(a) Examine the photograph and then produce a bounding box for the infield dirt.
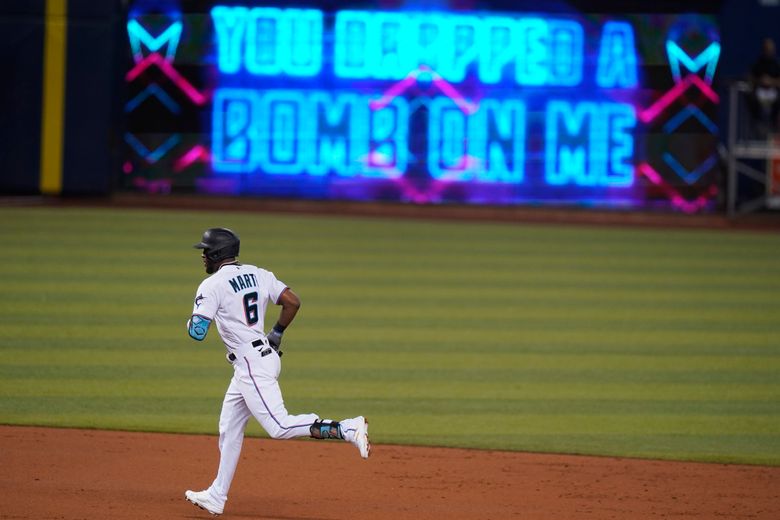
[1,425,778,519]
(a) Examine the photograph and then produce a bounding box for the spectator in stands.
[748,37,780,135]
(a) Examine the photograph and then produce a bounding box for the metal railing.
[727,81,780,216]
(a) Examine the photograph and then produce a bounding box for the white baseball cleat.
[350,416,371,459]
[185,489,224,516]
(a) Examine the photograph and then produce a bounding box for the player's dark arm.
[275,288,301,329]
[266,288,299,350]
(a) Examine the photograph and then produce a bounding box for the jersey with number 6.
[191,263,288,353]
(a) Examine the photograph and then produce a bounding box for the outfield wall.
[1,0,778,213]
[0,0,125,196]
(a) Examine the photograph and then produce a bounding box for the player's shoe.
[348,416,371,459]
[185,489,224,516]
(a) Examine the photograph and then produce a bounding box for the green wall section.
[1,207,779,465]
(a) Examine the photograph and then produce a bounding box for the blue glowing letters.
[545,101,635,186]
[128,19,182,62]
[596,22,638,88]
[212,6,322,76]
[428,99,526,182]
[212,90,408,178]
[334,11,587,86]
[666,40,720,84]
[209,6,643,189]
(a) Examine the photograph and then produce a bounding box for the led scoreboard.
[123,3,721,211]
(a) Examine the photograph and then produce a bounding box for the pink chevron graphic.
[126,53,207,106]
[369,74,419,111]
[370,66,479,115]
[637,162,717,213]
[356,149,484,203]
[429,72,480,115]
[173,144,210,172]
[638,74,719,124]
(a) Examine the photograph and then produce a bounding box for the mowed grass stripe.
[1,206,779,464]
[2,395,779,420]
[2,355,779,382]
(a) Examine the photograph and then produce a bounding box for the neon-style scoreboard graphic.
[123,3,721,211]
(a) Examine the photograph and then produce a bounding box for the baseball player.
[184,227,370,516]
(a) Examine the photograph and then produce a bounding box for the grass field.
[1,206,779,465]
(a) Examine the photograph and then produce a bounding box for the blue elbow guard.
[188,315,211,341]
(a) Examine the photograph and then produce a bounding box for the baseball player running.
[184,227,370,516]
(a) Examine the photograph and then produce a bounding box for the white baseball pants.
[208,341,319,504]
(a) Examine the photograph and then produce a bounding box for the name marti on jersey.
[228,273,258,293]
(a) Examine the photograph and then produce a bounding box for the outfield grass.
[1,206,779,464]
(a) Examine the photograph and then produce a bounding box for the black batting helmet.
[193,227,240,262]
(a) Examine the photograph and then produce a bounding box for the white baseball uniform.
[188,261,366,509]
[186,261,370,514]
